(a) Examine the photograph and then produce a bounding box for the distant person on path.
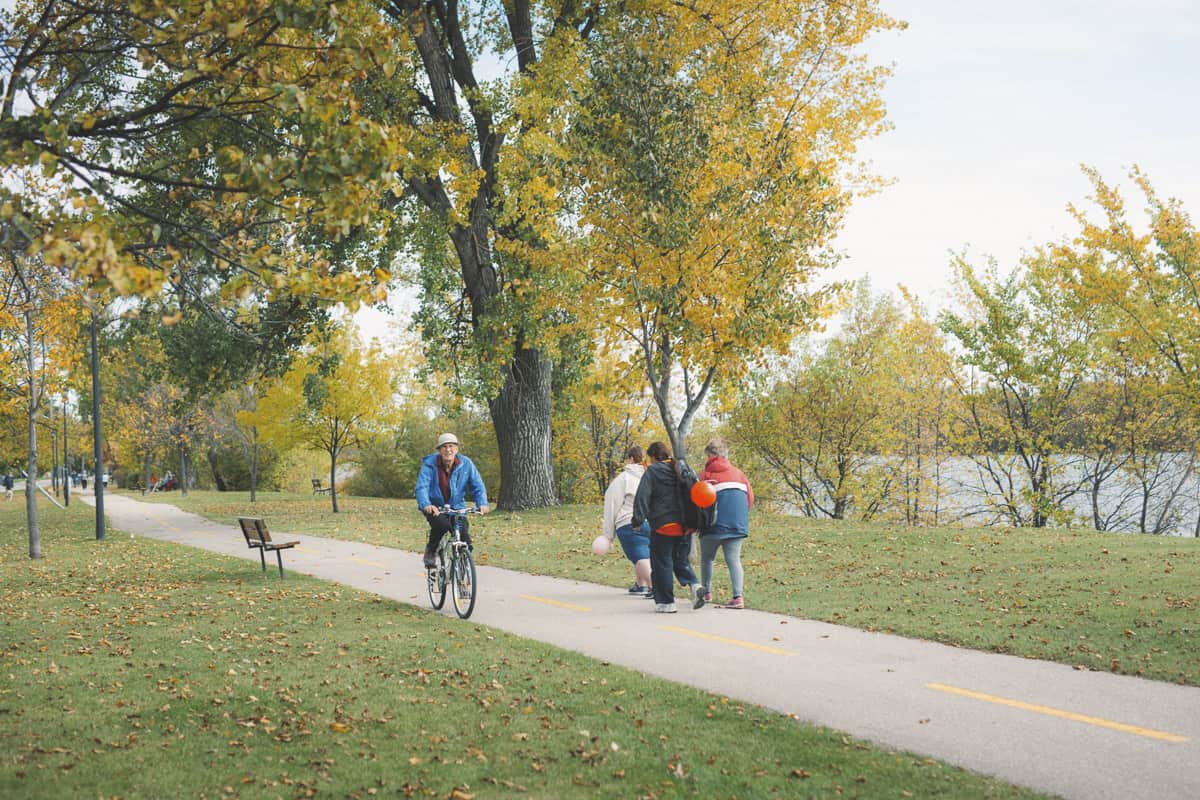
[631,441,704,613]
[415,433,489,568]
[697,437,754,609]
[601,444,652,596]
[3,473,12,501]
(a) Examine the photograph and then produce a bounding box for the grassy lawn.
[0,497,1049,799]
[136,490,1200,686]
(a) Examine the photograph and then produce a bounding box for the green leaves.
[1,0,401,307]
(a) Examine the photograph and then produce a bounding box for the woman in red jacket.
[697,438,754,609]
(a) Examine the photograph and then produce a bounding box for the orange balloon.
[690,480,717,508]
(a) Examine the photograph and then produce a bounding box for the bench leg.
[258,548,267,572]
[275,549,285,578]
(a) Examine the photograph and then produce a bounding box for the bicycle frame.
[427,507,480,618]
[438,508,471,556]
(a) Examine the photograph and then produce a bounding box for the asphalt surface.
[84,492,1200,800]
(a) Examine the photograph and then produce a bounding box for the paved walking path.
[88,493,1200,800]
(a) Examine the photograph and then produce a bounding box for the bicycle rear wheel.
[427,548,447,610]
[450,547,477,619]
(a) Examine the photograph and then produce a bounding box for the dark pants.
[649,531,697,604]
[423,511,471,556]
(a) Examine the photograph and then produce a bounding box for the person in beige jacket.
[601,445,652,596]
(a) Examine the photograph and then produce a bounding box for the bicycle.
[426,507,481,618]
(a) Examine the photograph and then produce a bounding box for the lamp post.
[48,422,58,495]
[90,312,105,540]
[62,398,69,507]
[87,311,105,537]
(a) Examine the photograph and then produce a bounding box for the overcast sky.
[834,0,1200,311]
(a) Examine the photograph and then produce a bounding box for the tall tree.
[248,324,396,512]
[570,2,896,457]
[1057,167,1200,534]
[376,1,606,509]
[733,285,912,520]
[1,219,85,557]
[888,291,958,525]
[940,254,1099,527]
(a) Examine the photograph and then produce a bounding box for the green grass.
[137,490,1200,686]
[0,497,1048,799]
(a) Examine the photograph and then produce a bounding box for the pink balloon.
[591,535,611,555]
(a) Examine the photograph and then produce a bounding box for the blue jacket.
[415,452,488,510]
[699,456,753,539]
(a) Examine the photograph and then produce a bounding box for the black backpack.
[675,459,717,531]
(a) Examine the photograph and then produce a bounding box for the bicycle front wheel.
[450,548,477,619]
[427,549,447,610]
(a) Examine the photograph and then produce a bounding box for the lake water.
[777,453,1200,537]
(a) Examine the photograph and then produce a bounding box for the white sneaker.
[689,583,706,610]
[654,603,678,614]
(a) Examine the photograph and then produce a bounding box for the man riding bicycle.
[416,433,490,568]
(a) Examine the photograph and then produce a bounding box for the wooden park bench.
[311,478,331,495]
[237,517,300,578]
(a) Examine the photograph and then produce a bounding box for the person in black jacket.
[631,441,705,613]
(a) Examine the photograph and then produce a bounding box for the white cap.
[436,433,459,447]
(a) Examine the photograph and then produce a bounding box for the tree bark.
[178,445,189,498]
[249,427,258,503]
[488,346,557,509]
[206,448,227,491]
[24,310,41,558]
[329,452,339,513]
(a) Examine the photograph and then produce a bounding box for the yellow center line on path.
[148,515,182,533]
[659,626,794,656]
[350,557,386,568]
[519,594,592,612]
[926,683,1190,743]
[295,546,322,554]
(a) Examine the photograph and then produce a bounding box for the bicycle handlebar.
[438,506,483,516]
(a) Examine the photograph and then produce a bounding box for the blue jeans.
[649,531,698,604]
[699,536,745,598]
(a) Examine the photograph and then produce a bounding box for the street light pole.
[62,398,69,507]
[90,312,105,540]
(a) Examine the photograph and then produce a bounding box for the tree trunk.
[179,445,189,498]
[249,427,258,503]
[328,450,338,513]
[384,2,582,512]
[488,346,557,510]
[206,448,227,492]
[24,310,41,559]
[25,392,41,559]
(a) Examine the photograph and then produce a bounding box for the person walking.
[696,437,754,609]
[631,441,704,613]
[601,445,652,596]
[415,433,489,568]
[3,473,12,501]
